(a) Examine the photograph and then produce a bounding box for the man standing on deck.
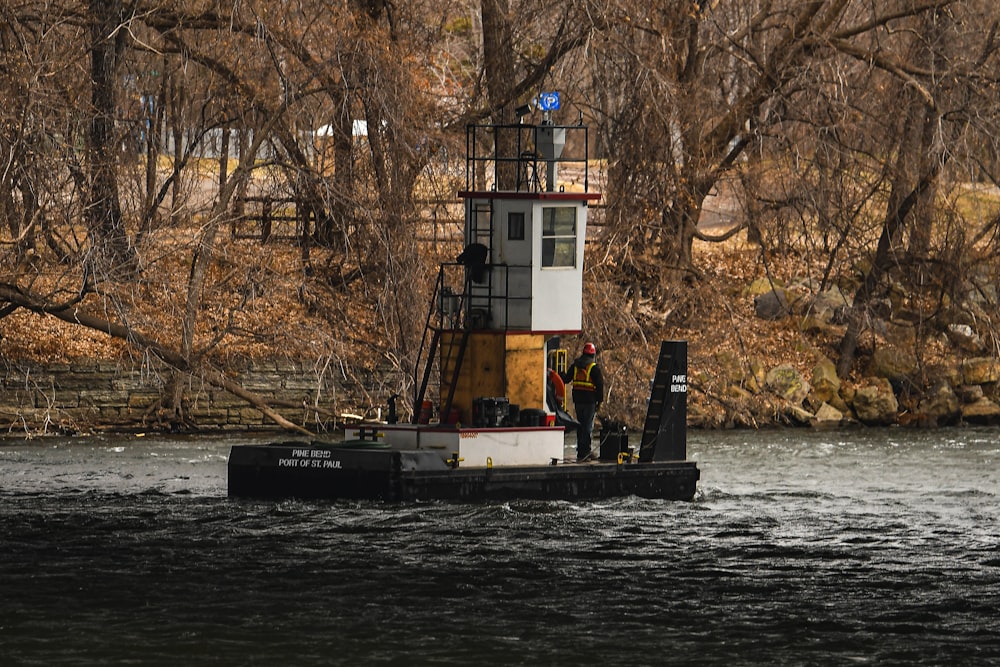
[562,342,604,461]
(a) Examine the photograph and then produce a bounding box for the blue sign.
[537,92,560,111]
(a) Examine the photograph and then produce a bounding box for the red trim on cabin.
[458,190,602,202]
[438,329,583,336]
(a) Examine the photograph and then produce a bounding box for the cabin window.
[541,206,576,268]
[508,212,525,240]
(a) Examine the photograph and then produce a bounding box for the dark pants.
[574,401,597,459]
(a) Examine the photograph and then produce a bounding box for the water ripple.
[2,428,999,665]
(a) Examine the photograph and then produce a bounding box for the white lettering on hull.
[278,456,343,469]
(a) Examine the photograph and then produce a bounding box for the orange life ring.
[548,368,566,409]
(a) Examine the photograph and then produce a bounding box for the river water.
[1,427,998,666]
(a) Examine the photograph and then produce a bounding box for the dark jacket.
[561,354,604,404]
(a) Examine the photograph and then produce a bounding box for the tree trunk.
[168,70,185,215]
[87,0,135,276]
[481,0,519,189]
[144,92,160,220]
[232,125,250,219]
[315,95,354,247]
[218,122,229,194]
[904,11,946,260]
[836,169,940,378]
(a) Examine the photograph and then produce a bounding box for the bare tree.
[584,0,1000,377]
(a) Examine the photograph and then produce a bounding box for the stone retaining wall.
[0,358,381,435]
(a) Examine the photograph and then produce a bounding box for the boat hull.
[228,443,700,502]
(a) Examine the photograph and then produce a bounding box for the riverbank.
[2,345,998,437]
[2,226,998,436]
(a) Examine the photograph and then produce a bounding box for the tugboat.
[228,95,700,501]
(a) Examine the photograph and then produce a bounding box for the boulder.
[812,402,846,426]
[867,347,918,384]
[784,278,816,315]
[765,364,811,404]
[811,286,852,321]
[714,351,766,393]
[956,384,984,403]
[811,358,840,404]
[829,393,851,414]
[799,313,837,334]
[788,276,821,293]
[924,361,963,388]
[961,357,1000,385]
[755,289,789,320]
[918,382,961,427]
[745,359,766,393]
[851,377,898,425]
[784,403,815,425]
[831,382,858,415]
[946,324,983,353]
[961,397,1000,425]
[745,277,784,297]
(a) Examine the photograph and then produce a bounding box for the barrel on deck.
[599,420,629,462]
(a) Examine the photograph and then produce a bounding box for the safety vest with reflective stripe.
[573,362,597,392]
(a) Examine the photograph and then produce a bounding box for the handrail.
[464,123,591,194]
[412,259,537,422]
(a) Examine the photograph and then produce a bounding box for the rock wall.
[0,358,383,435]
[705,349,1000,429]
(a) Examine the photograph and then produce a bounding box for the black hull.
[228,444,700,502]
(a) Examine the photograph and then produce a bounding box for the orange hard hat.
[583,342,596,355]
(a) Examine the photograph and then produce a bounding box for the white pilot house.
[421,109,600,442]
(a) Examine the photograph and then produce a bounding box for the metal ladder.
[411,268,473,424]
